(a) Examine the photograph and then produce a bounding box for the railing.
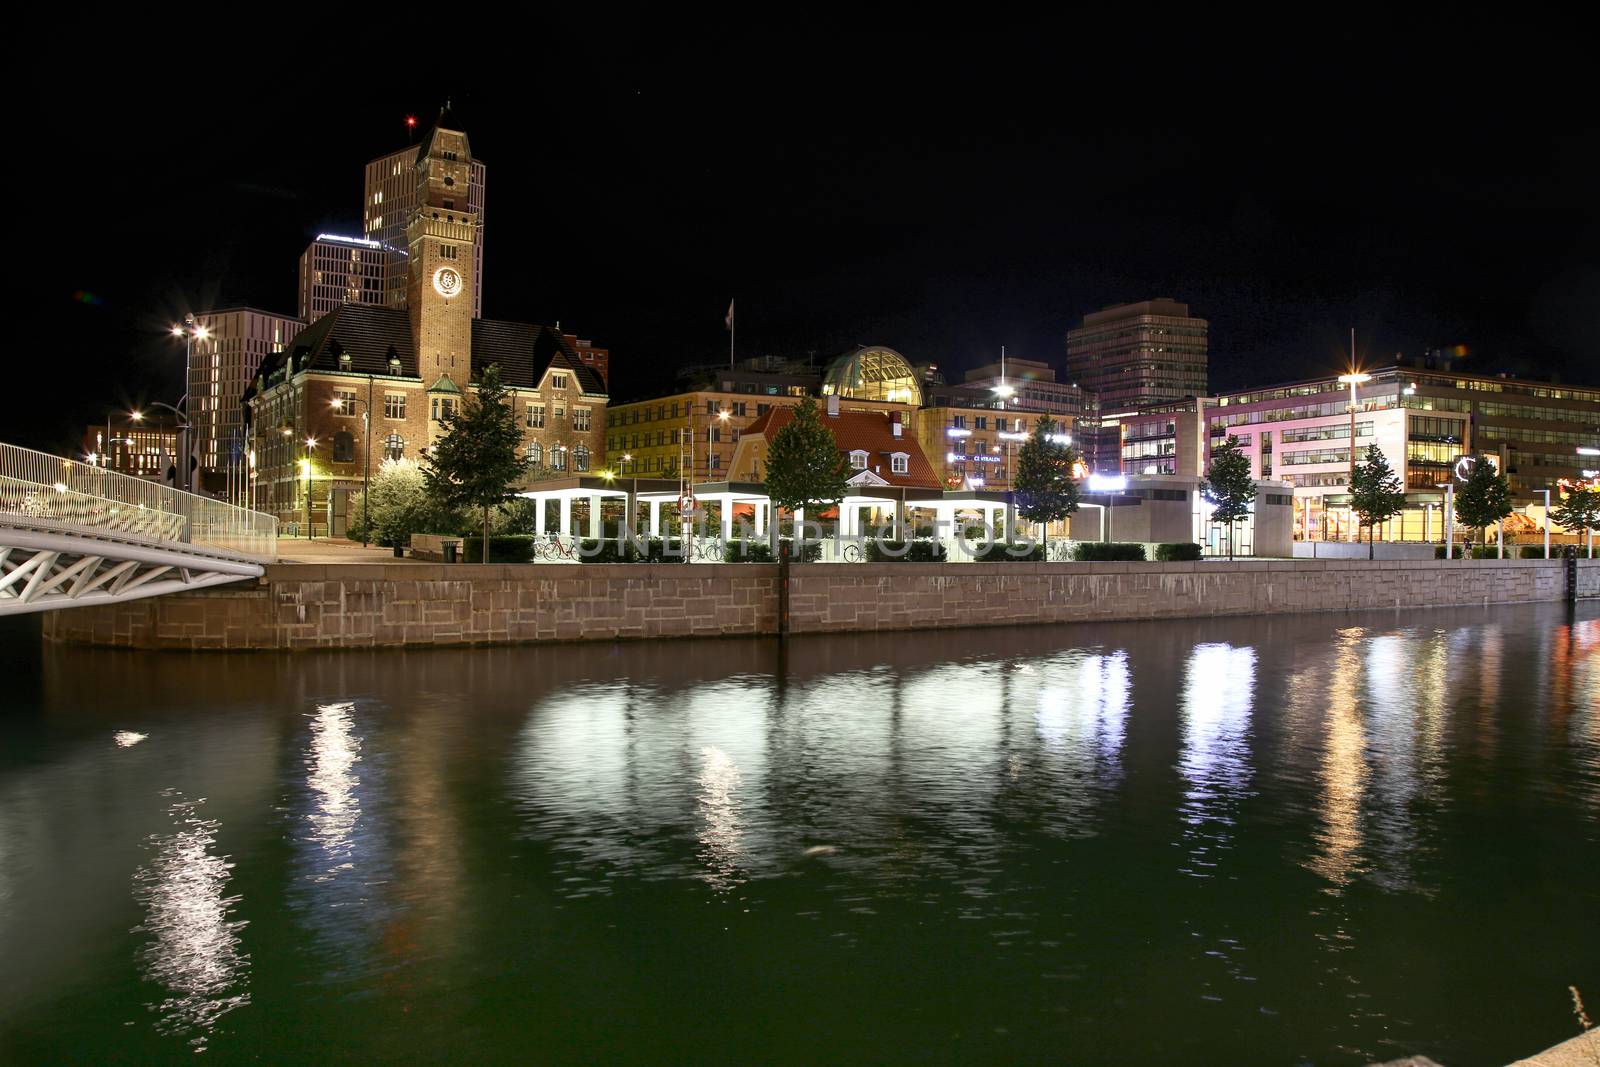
[0,442,278,561]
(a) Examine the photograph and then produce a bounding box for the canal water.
[1,604,1596,1065]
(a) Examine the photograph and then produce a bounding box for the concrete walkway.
[274,537,401,565]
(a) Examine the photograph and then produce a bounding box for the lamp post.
[169,318,210,493]
[331,394,373,547]
[301,436,318,539]
[1337,370,1371,543]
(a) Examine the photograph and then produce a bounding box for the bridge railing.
[0,442,278,561]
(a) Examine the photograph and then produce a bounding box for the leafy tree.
[346,458,464,546]
[1452,454,1513,551]
[1551,485,1600,558]
[421,364,531,562]
[1349,443,1408,560]
[763,396,849,542]
[1012,415,1081,538]
[1201,434,1257,560]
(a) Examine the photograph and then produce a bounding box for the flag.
[725,299,734,331]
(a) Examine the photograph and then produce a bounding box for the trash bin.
[442,539,460,564]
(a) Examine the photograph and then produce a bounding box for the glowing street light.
[1337,370,1372,543]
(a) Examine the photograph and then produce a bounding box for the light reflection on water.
[130,791,249,1051]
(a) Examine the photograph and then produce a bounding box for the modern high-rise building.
[186,308,302,480]
[298,233,388,323]
[1066,299,1209,411]
[363,117,486,318]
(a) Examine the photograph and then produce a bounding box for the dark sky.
[29,21,1598,453]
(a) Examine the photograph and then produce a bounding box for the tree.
[763,396,849,543]
[346,458,469,546]
[1452,454,1513,553]
[421,364,530,563]
[1349,443,1408,560]
[1551,485,1600,558]
[1012,415,1080,540]
[1201,435,1257,560]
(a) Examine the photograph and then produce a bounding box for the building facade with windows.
[1065,299,1208,411]
[298,233,388,323]
[1099,360,1600,542]
[82,420,179,481]
[246,113,605,531]
[186,307,303,484]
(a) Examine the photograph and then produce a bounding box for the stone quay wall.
[38,558,1587,652]
[1578,557,1600,599]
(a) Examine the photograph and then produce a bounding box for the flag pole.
[730,299,735,370]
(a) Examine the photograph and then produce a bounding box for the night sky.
[30,23,1597,453]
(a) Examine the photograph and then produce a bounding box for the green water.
[1,604,1596,1065]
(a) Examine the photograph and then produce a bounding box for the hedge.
[1155,542,1203,561]
[866,539,948,562]
[1434,545,1520,559]
[1072,542,1147,562]
[971,542,1045,562]
[460,535,535,563]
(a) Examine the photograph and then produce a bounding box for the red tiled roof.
[745,406,942,489]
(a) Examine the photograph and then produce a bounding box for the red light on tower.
[405,115,417,129]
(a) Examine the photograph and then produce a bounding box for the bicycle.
[841,542,864,563]
[537,537,577,562]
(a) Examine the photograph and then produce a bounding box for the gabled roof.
[245,303,608,401]
[417,103,469,163]
[741,406,941,490]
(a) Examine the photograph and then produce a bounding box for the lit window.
[526,441,542,465]
[384,434,404,461]
[574,445,590,472]
[332,389,357,416]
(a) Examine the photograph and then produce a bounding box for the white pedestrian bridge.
[0,442,276,616]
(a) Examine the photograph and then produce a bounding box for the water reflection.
[1177,643,1257,876]
[291,701,395,979]
[696,745,745,891]
[130,790,249,1051]
[1310,628,1369,888]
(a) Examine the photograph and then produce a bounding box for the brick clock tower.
[406,107,478,439]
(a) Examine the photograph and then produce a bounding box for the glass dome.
[819,346,923,406]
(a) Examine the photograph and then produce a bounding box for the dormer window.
[849,450,869,470]
[550,373,568,391]
[890,453,909,475]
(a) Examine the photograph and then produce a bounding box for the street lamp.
[331,394,373,547]
[1337,371,1371,543]
[301,436,318,539]
[168,318,209,493]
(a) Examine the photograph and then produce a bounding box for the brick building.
[246,111,607,532]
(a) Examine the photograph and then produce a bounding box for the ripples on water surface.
[0,603,1596,1064]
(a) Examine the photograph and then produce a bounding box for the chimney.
[826,394,840,417]
[891,412,903,438]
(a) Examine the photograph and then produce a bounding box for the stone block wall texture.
[40,559,1572,651]
[1578,559,1600,598]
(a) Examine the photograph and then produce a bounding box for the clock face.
[433,266,463,298]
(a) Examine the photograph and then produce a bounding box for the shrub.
[972,541,1045,562]
[723,539,775,563]
[1155,542,1203,562]
[1072,542,1147,562]
[1518,545,1549,559]
[1435,544,1463,559]
[866,539,948,562]
[778,538,823,563]
[575,538,639,563]
[460,535,535,563]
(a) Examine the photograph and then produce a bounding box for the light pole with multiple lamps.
[167,318,209,494]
